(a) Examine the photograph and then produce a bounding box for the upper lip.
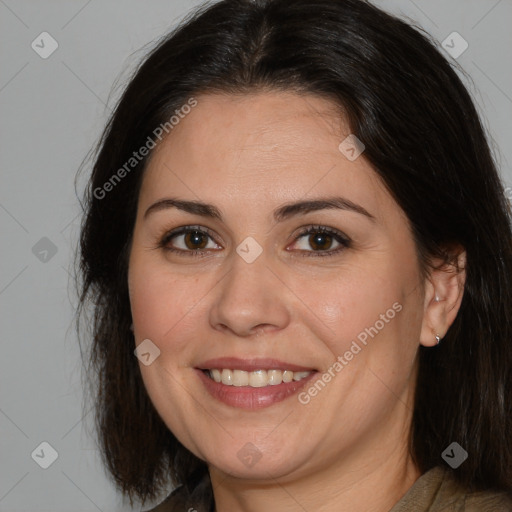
[196,357,317,372]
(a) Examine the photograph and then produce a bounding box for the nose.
[208,251,291,338]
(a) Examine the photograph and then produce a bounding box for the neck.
[210,453,420,512]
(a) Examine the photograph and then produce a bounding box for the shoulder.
[391,466,512,512]
[437,468,512,511]
[462,488,512,511]
[144,485,186,512]
[145,473,213,512]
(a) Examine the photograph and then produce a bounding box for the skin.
[127,91,465,512]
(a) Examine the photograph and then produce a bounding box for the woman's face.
[128,91,427,481]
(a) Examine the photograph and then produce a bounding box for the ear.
[420,249,466,347]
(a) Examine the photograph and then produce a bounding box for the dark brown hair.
[76,0,512,505]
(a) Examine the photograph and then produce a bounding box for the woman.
[77,0,512,510]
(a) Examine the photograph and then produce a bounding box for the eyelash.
[157,224,351,259]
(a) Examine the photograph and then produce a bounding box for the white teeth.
[207,368,312,387]
[282,370,293,383]
[221,369,233,385]
[232,369,249,387]
[267,369,282,385]
[249,370,267,387]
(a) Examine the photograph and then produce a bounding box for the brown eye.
[291,225,351,257]
[308,232,334,251]
[184,230,208,250]
[159,226,220,255]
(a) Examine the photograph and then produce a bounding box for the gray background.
[1,0,511,510]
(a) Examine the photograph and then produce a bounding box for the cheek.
[297,253,422,365]
[128,253,205,352]
[297,272,404,349]
[128,257,206,446]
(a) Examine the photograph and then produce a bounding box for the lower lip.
[196,369,317,410]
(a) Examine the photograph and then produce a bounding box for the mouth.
[202,368,313,387]
[195,357,318,409]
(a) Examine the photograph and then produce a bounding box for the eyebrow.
[143,196,375,222]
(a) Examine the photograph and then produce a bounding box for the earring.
[435,334,441,345]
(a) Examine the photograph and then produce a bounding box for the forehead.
[139,91,389,219]
[155,91,343,162]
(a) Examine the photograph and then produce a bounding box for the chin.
[197,437,315,483]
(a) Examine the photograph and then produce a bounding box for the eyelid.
[158,225,222,253]
[288,225,351,257]
[293,225,350,243]
[159,224,218,244]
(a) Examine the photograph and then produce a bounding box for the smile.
[205,368,313,387]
